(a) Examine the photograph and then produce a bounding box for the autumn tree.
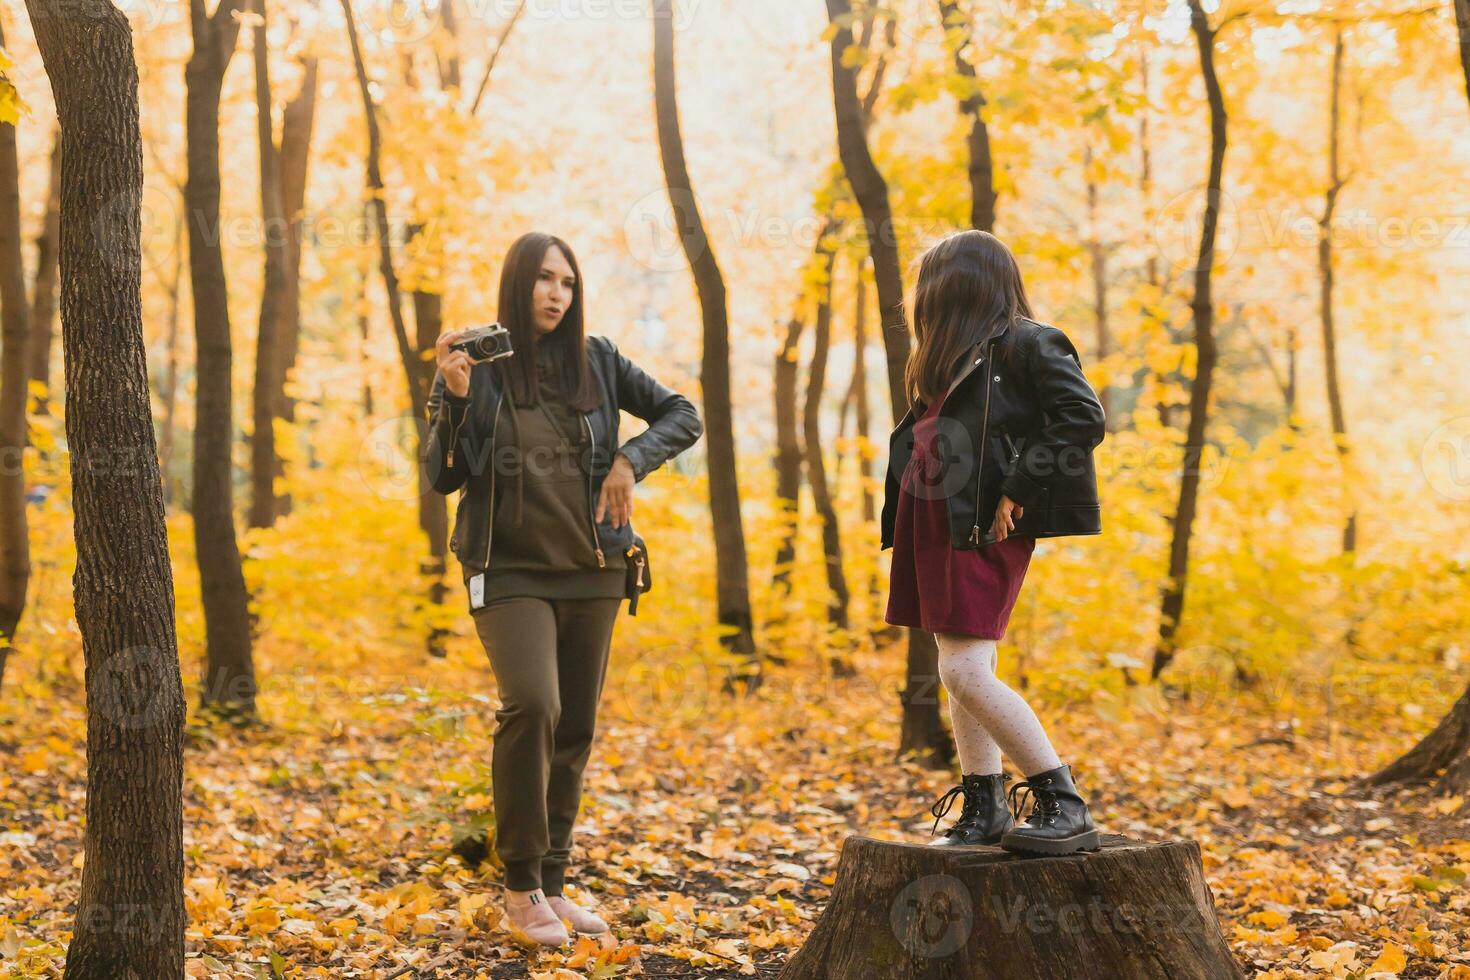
[825,0,947,764]
[187,0,256,716]
[23,2,187,976]
[0,20,30,692]
[653,0,758,676]
[1366,0,1470,802]
[1152,0,1230,680]
[248,0,318,529]
[936,0,996,232]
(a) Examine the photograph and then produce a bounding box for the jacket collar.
[891,319,1016,434]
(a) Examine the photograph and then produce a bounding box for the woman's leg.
[472,595,562,892]
[935,632,1062,778]
[541,596,622,899]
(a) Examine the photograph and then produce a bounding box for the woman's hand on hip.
[596,453,636,529]
[436,329,472,398]
[991,495,1023,542]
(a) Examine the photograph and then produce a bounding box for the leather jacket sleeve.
[609,341,704,482]
[423,367,471,495]
[999,326,1105,509]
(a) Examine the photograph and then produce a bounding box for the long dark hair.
[905,229,1032,409]
[494,232,601,413]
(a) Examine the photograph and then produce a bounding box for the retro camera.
[448,322,514,362]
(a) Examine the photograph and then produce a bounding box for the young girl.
[881,230,1107,856]
[424,232,703,943]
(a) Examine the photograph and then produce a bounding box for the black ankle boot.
[998,763,1101,856]
[928,772,1014,846]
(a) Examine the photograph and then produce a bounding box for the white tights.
[935,632,1063,779]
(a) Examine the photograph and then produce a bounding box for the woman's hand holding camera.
[436,329,474,398]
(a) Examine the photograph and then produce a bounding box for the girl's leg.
[946,644,1004,775]
[935,632,1062,778]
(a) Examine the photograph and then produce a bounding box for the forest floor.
[2,630,1468,979]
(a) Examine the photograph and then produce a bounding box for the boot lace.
[1007,776,1062,827]
[929,774,1009,835]
[929,784,974,835]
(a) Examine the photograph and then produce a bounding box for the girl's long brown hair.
[493,231,602,413]
[904,229,1033,410]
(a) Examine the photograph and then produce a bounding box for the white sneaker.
[503,888,570,946]
[547,893,610,935]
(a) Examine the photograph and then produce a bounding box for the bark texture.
[780,835,1242,980]
[23,3,188,976]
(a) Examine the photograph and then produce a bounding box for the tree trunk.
[849,256,881,615]
[825,0,942,764]
[158,188,186,508]
[836,257,882,620]
[1318,30,1356,556]
[803,247,852,656]
[358,198,374,417]
[26,132,60,421]
[1152,0,1225,680]
[1137,46,1174,433]
[771,215,842,641]
[653,0,758,676]
[1084,144,1110,429]
[937,0,996,232]
[771,309,804,628]
[341,0,425,415]
[1456,0,1469,115]
[780,835,1243,979]
[824,0,909,423]
[187,0,256,716]
[411,265,450,659]
[272,52,318,519]
[806,257,850,642]
[249,0,288,530]
[402,2,466,661]
[0,18,32,690]
[1366,679,1470,794]
[23,4,188,977]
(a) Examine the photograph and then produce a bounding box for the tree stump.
[780,834,1243,980]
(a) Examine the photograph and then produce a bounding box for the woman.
[423,232,703,944]
[881,229,1107,857]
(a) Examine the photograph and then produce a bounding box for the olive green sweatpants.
[471,594,622,894]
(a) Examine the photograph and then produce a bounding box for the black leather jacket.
[880,316,1105,551]
[423,335,704,575]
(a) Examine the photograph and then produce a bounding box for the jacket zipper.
[482,388,506,569]
[581,412,606,568]
[968,340,996,546]
[445,399,467,468]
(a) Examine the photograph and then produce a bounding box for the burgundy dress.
[885,386,1036,640]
